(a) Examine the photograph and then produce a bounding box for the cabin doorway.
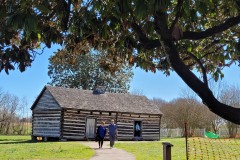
[134,121,142,137]
[86,118,96,139]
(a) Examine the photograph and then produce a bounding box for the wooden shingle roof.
[32,86,162,115]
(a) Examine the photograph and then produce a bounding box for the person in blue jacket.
[96,121,107,148]
[108,119,118,149]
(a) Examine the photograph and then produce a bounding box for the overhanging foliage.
[1,0,240,123]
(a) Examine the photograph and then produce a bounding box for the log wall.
[117,113,161,140]
[32,90,61,138]
[141,116,161,140]
[62,109,87,140]
[61,109,161,141]
[62,109,117,140]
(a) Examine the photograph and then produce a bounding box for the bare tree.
[207,112,223,134]
[157,96,208,137]
[152,97,168,106]
[173,98,208,136]
[163,103,178,129]
[0,92,18,134]
[220,85,240,138]
[5,95,18,134]
[154,99,177,129]
[12,97,29,135]
[180,87,199,101]
[130,89,145,96]
[0,88,29,135]
[181,83,226,134]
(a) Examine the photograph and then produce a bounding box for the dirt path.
[80,141,136,160]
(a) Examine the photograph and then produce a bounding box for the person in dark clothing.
[108,119,118,149]
[135,123,141,137]
[96,121,106,148]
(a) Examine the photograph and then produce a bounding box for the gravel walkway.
[81,141,136,160]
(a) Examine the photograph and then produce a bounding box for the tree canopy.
[1,0,240,124]
[48,49,133,93]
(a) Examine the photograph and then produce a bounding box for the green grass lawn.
[115,138,186,160]
[1,136,240,160]
[0,135,94,160]
[115,137,240,160]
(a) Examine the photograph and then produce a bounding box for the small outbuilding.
[31,86,163,141]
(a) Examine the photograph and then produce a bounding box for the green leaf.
[135,0,147,19]
[24,14,38,35]
[220,72,224,79]
[151,0,160,12]
[213,71,219,81]
[0,7,6,19]
[184,6,190,17]
[210,12,216,17]
[36,4,51,13]
[173,0,178,5]
[7,14,23,30]
[187,46,192,52]
[38,33,41,40]
[117,0,130,15]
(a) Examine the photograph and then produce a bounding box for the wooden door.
[86,118,96,138]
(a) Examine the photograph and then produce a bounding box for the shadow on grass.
[0,140,38,144]
[0,139,65,144]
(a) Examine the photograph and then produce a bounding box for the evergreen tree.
[48,49,133,93]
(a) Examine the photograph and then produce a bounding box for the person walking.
[96,121,107,148]
[135,123,141,137]
[108,119,117,149]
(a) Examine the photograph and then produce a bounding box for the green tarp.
[204,131,219,138]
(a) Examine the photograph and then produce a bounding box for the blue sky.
[0,45,239,111]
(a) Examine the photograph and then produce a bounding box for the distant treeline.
[0,88,31,135]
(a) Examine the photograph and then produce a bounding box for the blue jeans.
[109,134,116,147]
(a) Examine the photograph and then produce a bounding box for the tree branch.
[182,15,240,40]
[201,45,224,60]
[184,52,208,85]
[165,39,240,124]
[170,0,183,32]
[61,0,71,31]
[154,11,170,40]
[131,22,161,50]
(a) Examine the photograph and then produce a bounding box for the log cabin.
[31,86,163,141]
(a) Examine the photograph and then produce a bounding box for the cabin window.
[109,112,111,116]
[134,121,142,137]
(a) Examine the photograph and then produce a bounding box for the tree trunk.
[211,122,218,134]
[227,122,238,138]
[165,40,240,125]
